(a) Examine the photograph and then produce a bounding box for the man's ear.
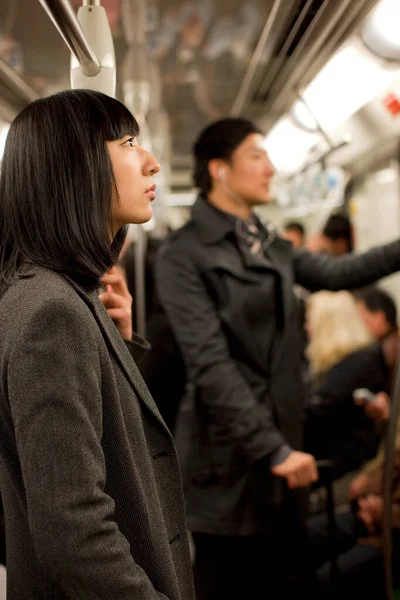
[209,159,227,182]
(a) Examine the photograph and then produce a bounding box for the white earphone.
[218,168,225,180]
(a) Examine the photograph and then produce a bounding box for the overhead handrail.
[38,0,101,77]
[230,0,283,116]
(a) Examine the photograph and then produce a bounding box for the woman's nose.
[146,153,160,176]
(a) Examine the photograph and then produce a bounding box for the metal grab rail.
[230,0,283,116]
[0,56,40,104]
[38,0,100,77]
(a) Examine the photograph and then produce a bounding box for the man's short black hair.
[193,117,263,196]
[322,213,353,251]
[0,89,139,292]
[283,221,305,237]
[356,287,398,329]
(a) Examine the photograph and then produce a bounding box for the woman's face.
[107,136,160,234]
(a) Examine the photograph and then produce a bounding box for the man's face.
[356,301,390,340]
[222,133,276,207]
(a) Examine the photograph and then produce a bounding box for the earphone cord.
[221,178,246,207]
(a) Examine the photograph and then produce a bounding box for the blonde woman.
[304,291,388,480]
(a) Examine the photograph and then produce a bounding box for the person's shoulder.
[344,342,383,365]
[0,266,92,333]
[158,221,199,258]
[329,343,386,388]
[4,266,79,302]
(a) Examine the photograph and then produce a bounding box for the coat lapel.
[191,195,296,371]
[65,277,169,433]
[237,236,296,373]
[266,239,297,372]
[266,238,294,330]
[237,236,294,329]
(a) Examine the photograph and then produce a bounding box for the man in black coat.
[155,118,400,599]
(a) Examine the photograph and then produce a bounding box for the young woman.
[0,89,195,600]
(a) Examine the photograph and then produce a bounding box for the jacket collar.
[191,195,237,245]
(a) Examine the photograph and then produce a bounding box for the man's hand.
[271,451,318,489]
[357,495,383,533]
[355,391,390,423]
[99,267,133,341]
[348,473,371,501]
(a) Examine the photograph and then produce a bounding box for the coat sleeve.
[7,298,168,600]
[293,239,400,291]
[155,244,286,462]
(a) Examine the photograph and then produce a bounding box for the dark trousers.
[192,529,320,600]
[307,511,384,599]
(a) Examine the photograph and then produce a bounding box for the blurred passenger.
[155,116,400,599]
[282,221,306,248]
[0,90,194,600]
[304,291,386,480]
[308,397,400,599]
[305,231,329,253]
[356,286,398,341]
[307,472,399,599]
[348,293,399,499]
[322,212,353,256]
[349,390,393,501]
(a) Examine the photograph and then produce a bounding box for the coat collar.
[191,195,236,245]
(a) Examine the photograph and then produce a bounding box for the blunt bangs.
[74,89,140,143]
[0,89,138,292]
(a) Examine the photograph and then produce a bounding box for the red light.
[383,93,400,116]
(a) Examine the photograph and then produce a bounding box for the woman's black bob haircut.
[0,88,139,292]
[193,117,263,196]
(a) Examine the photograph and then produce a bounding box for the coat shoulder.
[0,267,95,346]
[158,221,203,264]
[160,221,197,251]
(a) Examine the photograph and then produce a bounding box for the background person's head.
[282,221,305,248]
[322,213,353,255]
[193,117,275,214]
[356,287,398,340]
[306,290,373,376]
[0,89,159,291]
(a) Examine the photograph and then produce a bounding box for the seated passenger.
[304,291,387,480]
[356,286,398,343]
[322,213,353,256]
[308,440,400,599]
[282,221,306,248]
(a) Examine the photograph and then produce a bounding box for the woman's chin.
[133,206,153,225]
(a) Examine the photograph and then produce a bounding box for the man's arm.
[293,239,400,291]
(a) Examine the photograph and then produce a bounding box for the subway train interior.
[1,0,400,598]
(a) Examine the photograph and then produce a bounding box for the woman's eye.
[124,138,136,148]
